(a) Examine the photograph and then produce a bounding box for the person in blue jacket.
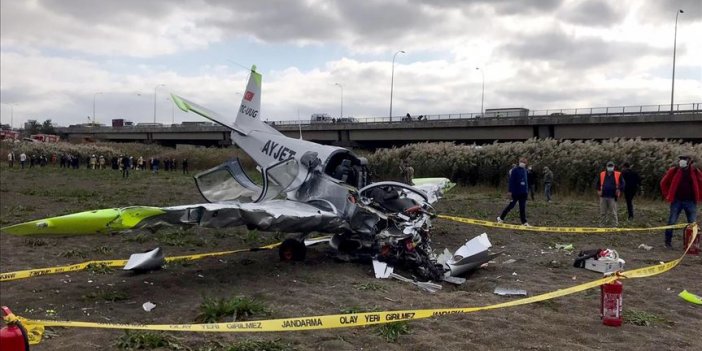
[498,157,530,226]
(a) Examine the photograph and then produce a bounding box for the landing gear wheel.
[279,239,306,262]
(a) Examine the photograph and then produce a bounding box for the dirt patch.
[1,165,701,350]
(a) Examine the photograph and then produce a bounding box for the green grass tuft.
[354,282,386,292]
[225,339,295,351]
[623,309,670,327]
[86,263,115,274]
[115,331,183,350]
[196,296,269,323]
[376,321,411,343]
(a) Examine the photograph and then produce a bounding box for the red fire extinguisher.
[600,280,623,327]
[0,307,30,351]
[683,224,699,256]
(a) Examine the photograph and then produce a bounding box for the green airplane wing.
[0,207,166,236]
[0,201,348,237]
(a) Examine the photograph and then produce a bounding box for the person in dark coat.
[527,166,536,200]
[497,157,530,226]
[621,162,641,220]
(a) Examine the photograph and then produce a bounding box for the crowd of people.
[6,151,190,176]
[494,155,701,248]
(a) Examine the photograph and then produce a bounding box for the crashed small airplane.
[1,66,497,284]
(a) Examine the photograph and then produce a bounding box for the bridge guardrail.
[270,102,701,126]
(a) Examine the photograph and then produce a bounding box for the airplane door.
[256,158,299,202]
[194,159,262,203]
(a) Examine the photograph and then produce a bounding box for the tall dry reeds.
[367,139,702,196]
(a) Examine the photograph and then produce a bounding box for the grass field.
[1,163,700,351]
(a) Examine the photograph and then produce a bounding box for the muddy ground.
[0,164,700,350]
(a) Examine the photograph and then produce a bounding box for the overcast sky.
[1,0,700,127]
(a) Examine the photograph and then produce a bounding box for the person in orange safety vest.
[595,161,625,227]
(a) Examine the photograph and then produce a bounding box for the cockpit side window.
[194,158,262,203]
[256,158,299,202]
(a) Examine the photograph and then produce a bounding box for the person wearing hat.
[595,161,625,227]
[660,155,702,248]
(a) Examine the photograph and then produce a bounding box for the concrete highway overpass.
[56,104,702,148]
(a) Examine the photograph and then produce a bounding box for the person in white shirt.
[19,153,27,169]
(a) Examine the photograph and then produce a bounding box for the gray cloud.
[499,28,669,70]
[203,0,342,43]
[637,0,701,23]
[418,0,562,15]
[560,0,622,27]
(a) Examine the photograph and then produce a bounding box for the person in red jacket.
[660,155,702,248]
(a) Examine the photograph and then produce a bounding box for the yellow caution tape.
[6,224,696,346]
[438,214,691,233]
[0,242,283,282]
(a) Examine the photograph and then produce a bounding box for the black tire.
[279,238,306,262]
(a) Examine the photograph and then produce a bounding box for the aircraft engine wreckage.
[1,66,498,286]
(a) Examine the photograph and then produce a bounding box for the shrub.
[367,139,702,196]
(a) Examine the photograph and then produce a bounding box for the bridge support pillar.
[535,125,554,139]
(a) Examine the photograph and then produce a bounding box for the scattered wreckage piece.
[389,273,443,293]
[494,287,528,297]
[372,233,499,288]
[437,233,501,278]
[678,290,702,305]
[123,248,165,271]
[573,248,625,274]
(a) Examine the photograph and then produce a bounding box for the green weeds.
[196,296,269,323]
[116,331,183,350]
[376,321,411,343]
[623,309,671,327]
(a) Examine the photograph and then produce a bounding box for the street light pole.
[475,67,485,116]
[671,9,684,113]
[389,50,405,120]
[335,83,343,119]
[153,84,165,124]
[92,92,103,125]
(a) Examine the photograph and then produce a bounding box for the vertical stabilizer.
[233,65,279,135]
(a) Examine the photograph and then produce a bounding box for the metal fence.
[270,102,701,126]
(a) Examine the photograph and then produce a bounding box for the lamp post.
[389,50,405,120]
[671,9,684,113]
[153,84,165,124]
[335,83,343,119]
[475,67,485,117]
[92,92,103,125]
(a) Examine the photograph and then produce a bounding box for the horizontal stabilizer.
[171,94,247,135]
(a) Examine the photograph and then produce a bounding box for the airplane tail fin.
[232,65,279,135]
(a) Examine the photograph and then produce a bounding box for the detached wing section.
[1,201,349,236]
